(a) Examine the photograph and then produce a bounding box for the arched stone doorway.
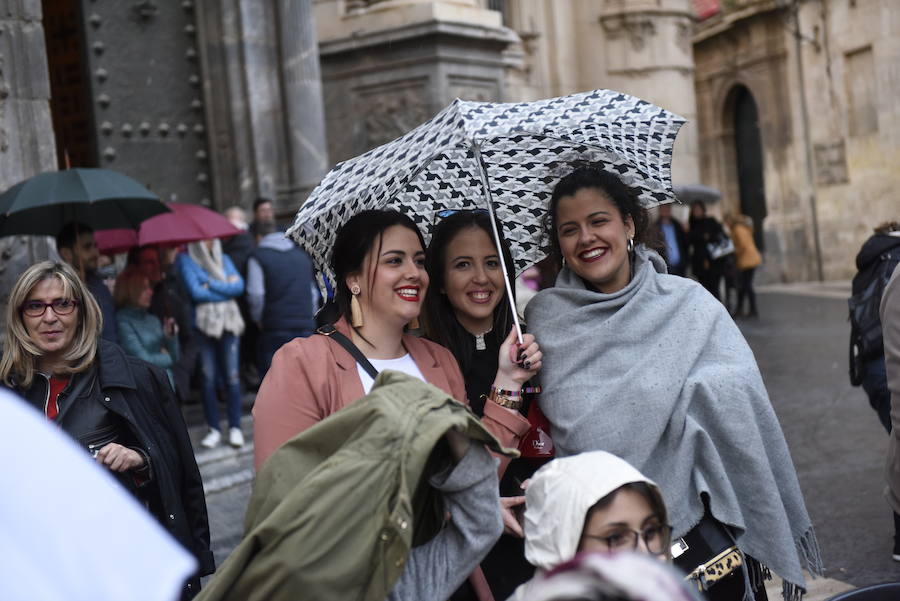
[726,85,767,251]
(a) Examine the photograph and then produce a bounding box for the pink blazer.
[253,317,529,471]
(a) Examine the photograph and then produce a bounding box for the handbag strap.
[316,324,379,379]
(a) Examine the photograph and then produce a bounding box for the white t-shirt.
[357,354,425,394]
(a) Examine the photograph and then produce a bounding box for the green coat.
[197,370,518,601]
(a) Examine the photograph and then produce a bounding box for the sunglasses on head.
[435,208,489,219]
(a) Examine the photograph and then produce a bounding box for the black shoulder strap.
[316,324,379,379]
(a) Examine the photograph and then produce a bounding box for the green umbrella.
[0,168,170,237]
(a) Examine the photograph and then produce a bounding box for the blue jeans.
[862,356,892,434]
[198,330,243,430]
[257,328,312,380]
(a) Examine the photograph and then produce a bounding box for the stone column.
[276,0,328,202]
[600,0,699,185]
[0,0,58,334]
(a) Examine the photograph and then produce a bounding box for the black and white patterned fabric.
[286,89,685,293]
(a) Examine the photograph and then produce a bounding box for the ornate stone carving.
[600,13,657,52]
[814,140,849,186]
[360,85,429,150]
[449,78,499,103]
[676,21,692,55]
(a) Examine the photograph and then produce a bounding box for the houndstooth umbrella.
[288,89,685,337]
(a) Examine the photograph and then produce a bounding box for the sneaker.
[229,427,245,448]
[200,428,221,449]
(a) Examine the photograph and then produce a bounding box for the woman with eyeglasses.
[422,209,545,600]
[0,261,213,599]
[525,166,821,601]
[510,451,671,600]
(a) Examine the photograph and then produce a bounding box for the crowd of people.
[653,200,762,319]
[2,168,832,601]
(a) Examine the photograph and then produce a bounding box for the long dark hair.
[545,166,655,266]
[319,209,427,328]
[422,210,516,375]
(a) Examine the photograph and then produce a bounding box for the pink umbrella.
[95,202,243,254]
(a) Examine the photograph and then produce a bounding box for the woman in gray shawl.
[525,167,821,601]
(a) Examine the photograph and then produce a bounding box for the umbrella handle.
[471,141,524,346]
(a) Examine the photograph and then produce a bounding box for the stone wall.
[196,0,328,217]
[314,0,515,163]
[502,0,699,185]
[0,0,59,330]
[694,0,900,282]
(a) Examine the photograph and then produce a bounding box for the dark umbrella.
[0,168,169,237]
[94,202,243,254]
[673,184,721,205]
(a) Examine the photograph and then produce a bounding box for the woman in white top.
[253,209,540,471]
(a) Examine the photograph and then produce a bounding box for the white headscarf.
[523,451,663,571]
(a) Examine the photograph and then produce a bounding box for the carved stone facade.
[694,0,900,281]
[193,0,329,216]
[487,0,699,186]
[314,1,515,163]
[0,1,58,330]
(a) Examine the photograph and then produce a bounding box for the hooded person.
[510,451,671,601]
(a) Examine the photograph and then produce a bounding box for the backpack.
[848,246,900,385]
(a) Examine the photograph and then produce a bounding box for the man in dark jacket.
[56,222,118,343]
[653,203,689,276]
[246,220,318,377]
[16,339,214,598]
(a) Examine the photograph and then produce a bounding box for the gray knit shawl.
[525,246,822,599]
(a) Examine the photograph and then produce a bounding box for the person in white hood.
[510,451,671,600]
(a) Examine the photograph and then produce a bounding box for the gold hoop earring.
[350,285,363,328]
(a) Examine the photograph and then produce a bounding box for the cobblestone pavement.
[743,285,898,598]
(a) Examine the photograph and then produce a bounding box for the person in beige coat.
[725,214,762,318]
[881,262,900,560]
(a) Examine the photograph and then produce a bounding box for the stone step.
[191,414,256,497]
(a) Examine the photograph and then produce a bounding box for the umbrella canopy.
[0,168,168,237]
[94,202,243,254]
[287,89,684,290]
[673,183,721,205]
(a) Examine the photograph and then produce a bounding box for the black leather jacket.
[12,340,214,598]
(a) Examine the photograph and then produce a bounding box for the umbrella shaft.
[471,141,524,346]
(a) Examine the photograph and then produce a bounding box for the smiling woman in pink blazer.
[252,209,539,473]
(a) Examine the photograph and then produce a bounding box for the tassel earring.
[408,315,420,330]
[350,285,363,328]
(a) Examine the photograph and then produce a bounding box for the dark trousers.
[257,328,312,380]
[699,272,722,301]
[862,356,892,433]
[737,268,758,316]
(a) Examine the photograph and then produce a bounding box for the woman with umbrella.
[0,261,213,599]
[524,166,821,601]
